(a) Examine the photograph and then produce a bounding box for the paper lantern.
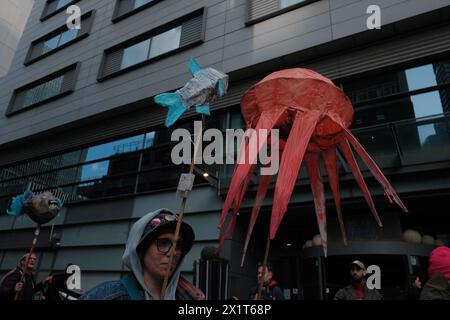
[312,234,322,246]
[402,229,422,243]
[422,235,435,245]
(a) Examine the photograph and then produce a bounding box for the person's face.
[21,254,37,270]
[413,277,422,289]
[257,266,272,285]
[350,265,366,282]
[142,231,184,281]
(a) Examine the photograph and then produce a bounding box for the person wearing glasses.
[80,209,204,300]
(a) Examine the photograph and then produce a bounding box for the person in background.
[420,246,450,300]
[334,260,383,300]
[0,253,51,300]
[401,274,422,300]
[248,261,284,300]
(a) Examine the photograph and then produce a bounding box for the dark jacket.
[420,272,450,300]
[248,280,285,300]
[400,287,421,300]
[0,266,44,300]
[334,283,383,300]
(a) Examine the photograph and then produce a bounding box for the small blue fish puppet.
[154,57,229,127]
[7,190,63,225]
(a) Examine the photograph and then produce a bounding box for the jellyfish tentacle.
[241,140,285,266]
[219,109,286,231]
[322,147,347,245]
[270,111,320,239]
[240,173,272,267]
[304,152,328,257]
[339,138,383,227]
[342,127,408,213]
[217,164,256,252]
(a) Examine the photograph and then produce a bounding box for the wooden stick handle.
[14,224,41,300]
[160,116,205,299]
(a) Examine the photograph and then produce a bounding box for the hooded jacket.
[420,272,450,300]
[80,208,204,300]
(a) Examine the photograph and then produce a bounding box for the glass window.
[121,39,151,69]
[144,132,156,149]
[43,35,61,53]
[352,89,448,129]
[405,64,438,91]
[59,28,79,46]
[280,0,305,9]
[85,134,145,162]
[141,147,173,170]
[56,0,72,10]
[133,0,151,9]
[410,91,444,119]
[148,26,181,59]
[80,161,110,182]
[75,174,137,199]
[23,75,64,107]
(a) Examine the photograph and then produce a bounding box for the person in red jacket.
[248,261,285,300]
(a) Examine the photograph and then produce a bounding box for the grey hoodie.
[122,208,185,300]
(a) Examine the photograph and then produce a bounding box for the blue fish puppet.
[154,58,229,127]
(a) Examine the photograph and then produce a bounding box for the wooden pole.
[257,234,271,300]
[14,224,41,300]
[160,116,205,299]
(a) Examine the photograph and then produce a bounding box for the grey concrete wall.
[0,0,34,77]
[1,0,450,146]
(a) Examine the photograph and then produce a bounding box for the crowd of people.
[1,208,449,301]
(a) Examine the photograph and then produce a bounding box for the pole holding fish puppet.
[154,58,228,298]
[7,189,63,300]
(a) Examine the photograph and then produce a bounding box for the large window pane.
[137,166,202,192]
[43,35,61,53]
[352,89,448,129]
[121,39,150,69]
[344,72,404,104]
[141,147,173,170]
[411,91,444,119]
[405,64,438,91]
[148,26,181,59]
[75,174,137,200]
[59,28,79,46]
[85,134,145,162]
[396,116,450,164]
[23,76,64,107]
[345,60,450,105]
[80,161,110,182]
[144,132,156,149]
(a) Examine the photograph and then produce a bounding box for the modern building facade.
[1,0,450,299]
[0,0,34,77]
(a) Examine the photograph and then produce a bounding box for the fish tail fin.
[154,92,186,127]
[196,104,210,116]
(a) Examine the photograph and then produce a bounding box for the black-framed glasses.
[155,238,184,254]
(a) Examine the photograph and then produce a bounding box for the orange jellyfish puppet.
[217,68,408,263]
